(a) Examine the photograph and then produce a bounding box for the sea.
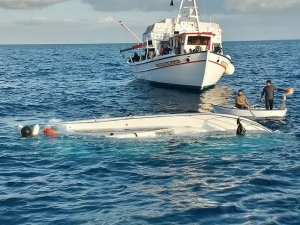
[0,40,299,224]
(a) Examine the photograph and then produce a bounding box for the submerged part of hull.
[52,113,271,139]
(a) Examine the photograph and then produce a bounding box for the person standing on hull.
[260,80,284,110]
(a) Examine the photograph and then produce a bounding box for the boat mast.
[176,0,201,31]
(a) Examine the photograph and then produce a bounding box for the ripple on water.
[0,42,300,224]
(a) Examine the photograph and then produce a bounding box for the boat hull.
[213,105,287,118]
[53,113,271,138]
[130,52,231,90]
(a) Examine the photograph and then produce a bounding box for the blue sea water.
[0,40,299,224]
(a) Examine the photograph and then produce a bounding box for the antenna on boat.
[177,0,201,31]
[119,21,143,43]
[192,0,201,31]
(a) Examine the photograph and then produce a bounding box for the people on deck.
[193,46,201,53]
[235,89,251,109]
[260,80,284,110]
[132,52,140,62]
[161,44,172,55]
[213,45,222,54]
[147,50,154,59]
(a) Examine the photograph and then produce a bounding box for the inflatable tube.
[221,61,228,68]
[225,63,235,75]
[43,127,59,136]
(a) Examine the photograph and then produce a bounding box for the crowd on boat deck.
[129,44,224,63]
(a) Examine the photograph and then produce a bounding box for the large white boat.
[121,0,235,90]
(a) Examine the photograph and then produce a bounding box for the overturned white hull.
[131,52,232,89]
[213,105,287,118]
[53,113,271,138]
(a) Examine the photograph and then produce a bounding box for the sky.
[0,0,299,44]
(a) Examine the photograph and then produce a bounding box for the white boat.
[120,0,235,90]
[212,104,287,118]
[52,113,271,138]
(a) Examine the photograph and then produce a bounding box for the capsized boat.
[212,104,287,118]
[51,113,271,138]
[120,0,235,90]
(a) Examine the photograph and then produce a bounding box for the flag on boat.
[120,43,144,53]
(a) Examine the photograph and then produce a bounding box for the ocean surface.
[0,40,299,224]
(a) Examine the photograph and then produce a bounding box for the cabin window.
[187,36,210,45]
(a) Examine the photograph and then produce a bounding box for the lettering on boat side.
[155,130,174,136]
[156,60,181,68]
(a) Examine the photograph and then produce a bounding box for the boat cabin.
[169,32,216,55]
[126,31,224,62]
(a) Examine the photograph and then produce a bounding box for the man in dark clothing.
[132,52,140,62]
[260,80,284,110]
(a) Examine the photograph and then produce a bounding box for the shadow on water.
[198,85,232,112]
[127,80,234,114]
[126,79,201,114]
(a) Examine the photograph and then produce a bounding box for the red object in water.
[43,127,59,136]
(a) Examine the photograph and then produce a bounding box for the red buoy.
[43,127,59,136]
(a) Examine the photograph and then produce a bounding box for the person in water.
[235,89,251,109]
[260,80,284,110]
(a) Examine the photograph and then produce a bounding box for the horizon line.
[0,38,299,46]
